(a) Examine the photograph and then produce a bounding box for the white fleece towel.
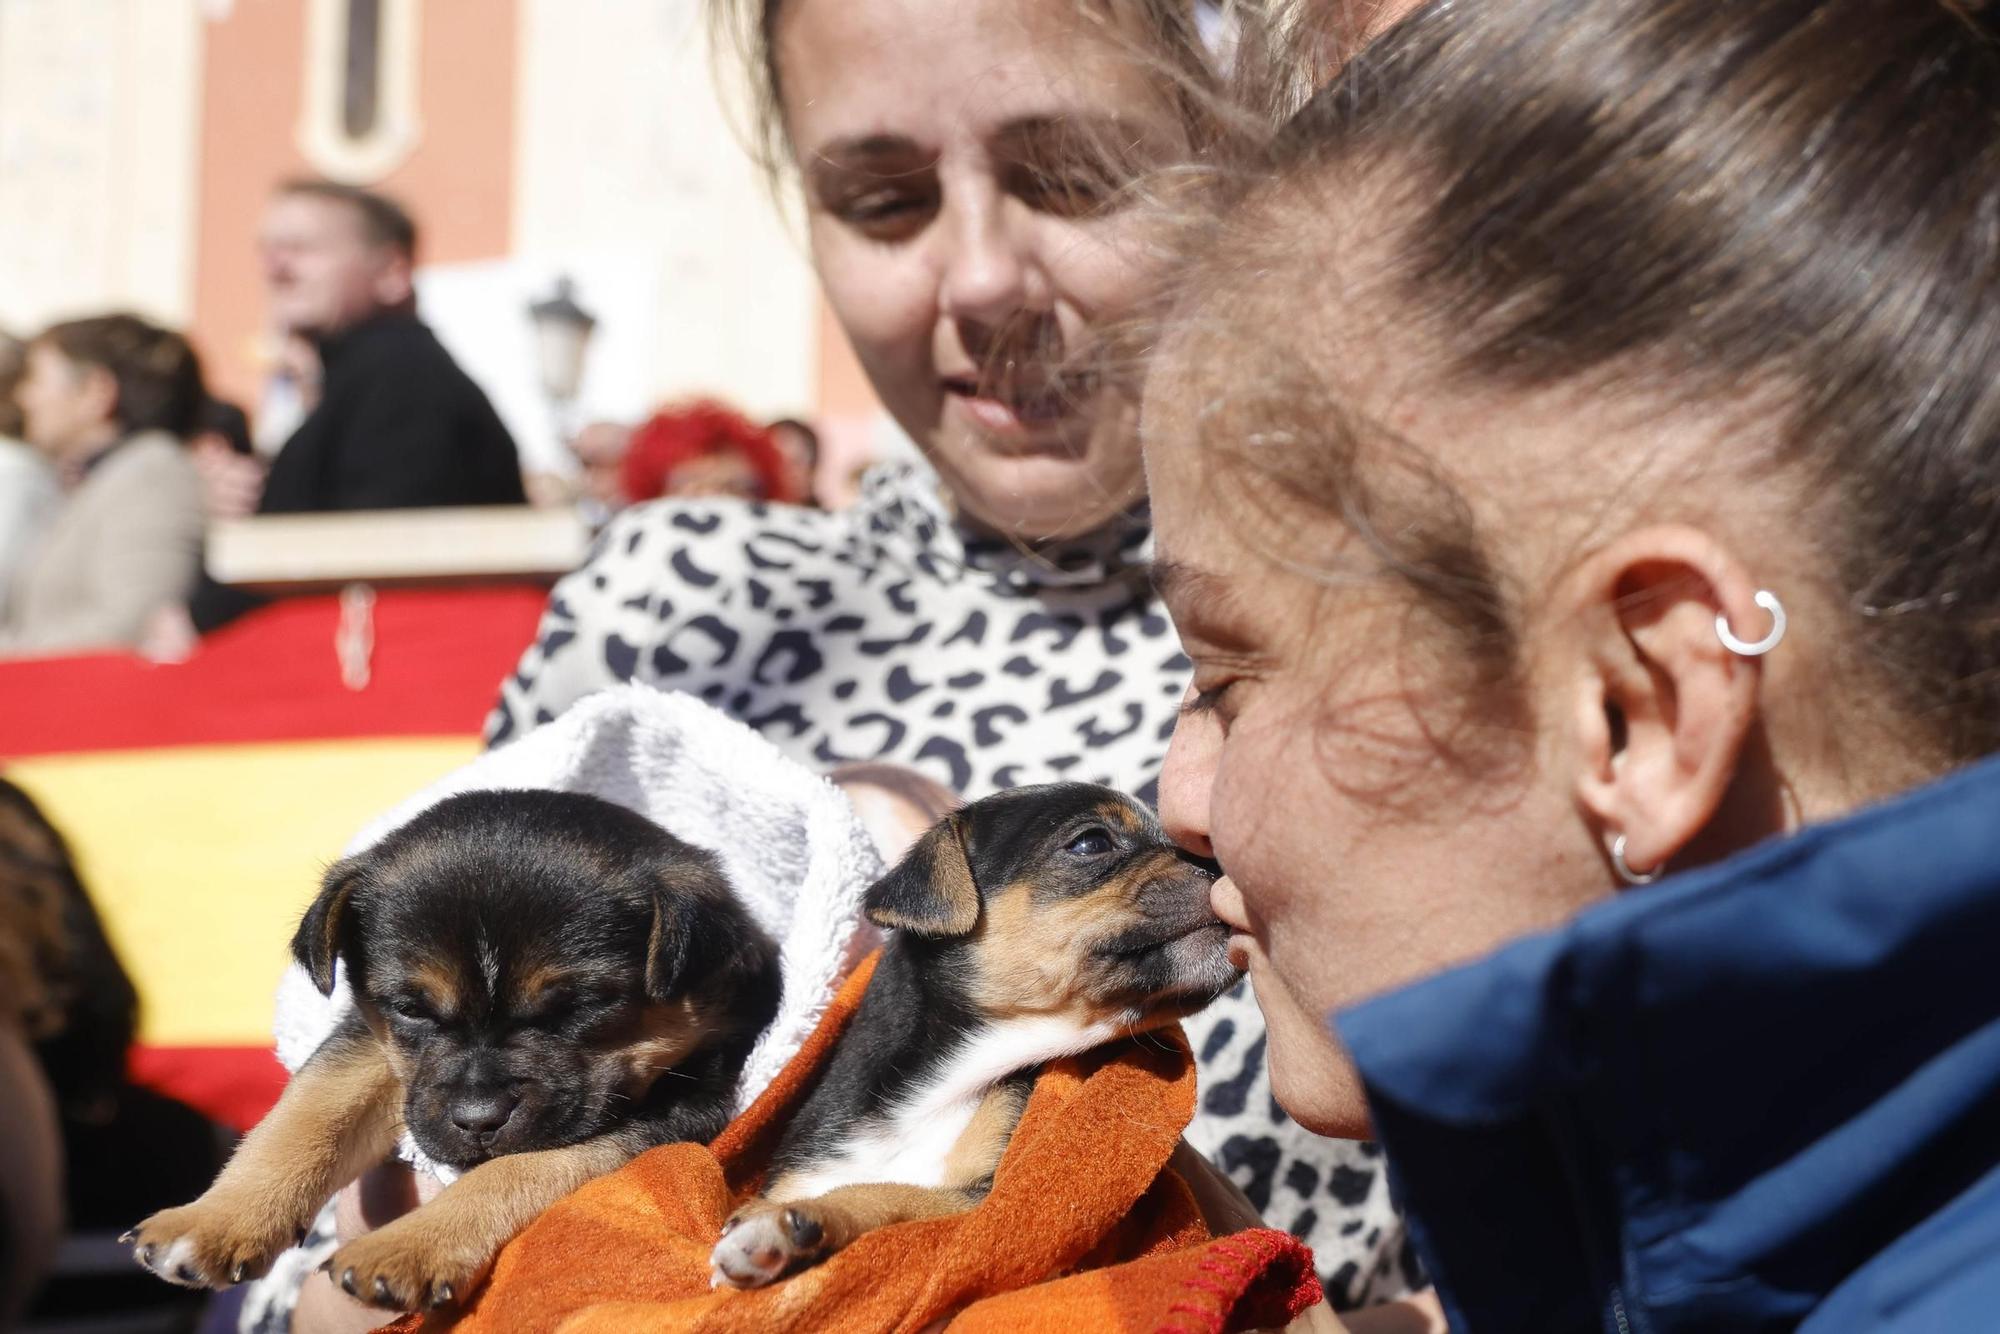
[269,684,885,1184]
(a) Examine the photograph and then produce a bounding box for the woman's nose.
[939,196,1036,328]
[1158,704,1217,860]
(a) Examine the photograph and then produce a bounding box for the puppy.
[130,789,780,1311]
[709,781,1236,1289]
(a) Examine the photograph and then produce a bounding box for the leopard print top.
[486,462,1419,1308]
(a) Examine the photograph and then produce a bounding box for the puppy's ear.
[292,857,365,995]
[645,855,740,1003]
[865,815,979,937]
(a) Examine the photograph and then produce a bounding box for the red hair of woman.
[620,399,801,505]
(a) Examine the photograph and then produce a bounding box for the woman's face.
[1142,354,1611,1139]
[17,345,114,461]
[777,0,1183,540]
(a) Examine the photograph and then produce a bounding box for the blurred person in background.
[0,332,60,622]
[0,777,225,1328]
[620,399,802,504]
[766,416,822,507]
[521,419,636,522]
[189,180,525,632]
[570,418,635,517]
[191,395,256,460]
[0,315,207,658]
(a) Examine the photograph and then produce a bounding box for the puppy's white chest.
[782,1098,980,1196]
[779,1013,1121,1200]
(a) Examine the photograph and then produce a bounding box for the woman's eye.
[1066,828,1115,858]
[829,187,938,239]
[1009,165,1113,218]
[1181,681,1236,717]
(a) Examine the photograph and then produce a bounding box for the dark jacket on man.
[259,311,523,513]
[192,312,525,632]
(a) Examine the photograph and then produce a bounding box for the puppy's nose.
[449,1091,519,1141]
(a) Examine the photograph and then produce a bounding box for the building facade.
[0,0,886,477]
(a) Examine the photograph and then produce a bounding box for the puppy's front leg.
[131,1020,400,1287]
[325,1134,636,1311]
[711,1083,1028,1289]
[711,1181,979,1289]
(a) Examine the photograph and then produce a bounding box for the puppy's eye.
[388,997,435,1025]
[1065,828,1115,858]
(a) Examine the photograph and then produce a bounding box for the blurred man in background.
[191,180,525,631]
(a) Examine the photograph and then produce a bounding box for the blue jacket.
[1337,753,2000,1333]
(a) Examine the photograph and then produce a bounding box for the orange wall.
[190,0,518,413]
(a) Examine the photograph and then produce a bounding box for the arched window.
[299,0,419,182]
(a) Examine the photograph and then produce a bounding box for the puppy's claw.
[432,1283,455,1309]
[373,1277,393,1305]
[137,1244,155,1267]
[785,1208,823,1249]
[340,1267,359,1296]
[118,1229,136,1245]
[231,1262,247,1284]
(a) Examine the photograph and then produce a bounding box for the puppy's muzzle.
[449,1087,521,1147]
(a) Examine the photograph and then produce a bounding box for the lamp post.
[527,274,597,450]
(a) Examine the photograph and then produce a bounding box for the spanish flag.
[0,587,546,1130]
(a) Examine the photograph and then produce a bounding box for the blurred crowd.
[0,179,828,662]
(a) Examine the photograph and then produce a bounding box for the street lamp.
[527,274,597,444]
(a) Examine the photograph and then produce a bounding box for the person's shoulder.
[98,433,199,489]
[1802,1169,2000,1333]
[340,314,461,380]
[0,439,54,492]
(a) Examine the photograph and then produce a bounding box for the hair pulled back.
[1199,0,2000,764]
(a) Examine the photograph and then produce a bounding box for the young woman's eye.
[830,187,937,239]
[1008,164,1114,219]
[1066,828,1115,858]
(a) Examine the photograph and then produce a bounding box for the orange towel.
[400,952,1321,1333]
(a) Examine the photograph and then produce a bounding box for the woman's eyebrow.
[1151,561,1250,642]
[806,134,935,172]
[991,113,1162,160]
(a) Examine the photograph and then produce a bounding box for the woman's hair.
[0,332,25,440]
[35,314,207,441]
[622,399,799,504]
[708,0,1235,184]
[1185,0,2000,765]
[0,779,137,1116]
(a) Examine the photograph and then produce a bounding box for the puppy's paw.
[709,1201,830,1290]
[325,1210,491,1312]
[128,1197,301,1288]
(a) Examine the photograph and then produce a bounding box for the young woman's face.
[777,0,1183,540]
[1142,354,1610,1138]
[16,345,113,461]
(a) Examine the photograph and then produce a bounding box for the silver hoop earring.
[1716,589,1787,657]
[1610,834,1660,886]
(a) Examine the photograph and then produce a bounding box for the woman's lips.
[1209,875,1256,971]
[940,375,1085,436]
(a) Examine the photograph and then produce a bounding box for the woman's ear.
[1564,525,1773,881]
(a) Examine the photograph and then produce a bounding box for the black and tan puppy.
[709,781,1236,1289]
[129,789,780,1311]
